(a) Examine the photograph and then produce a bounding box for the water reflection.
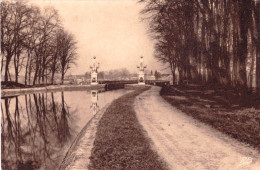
[1,89,129,170]
[91,90,99,115]
[1,92,73,170]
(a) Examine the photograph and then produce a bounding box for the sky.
[31,0,167,75]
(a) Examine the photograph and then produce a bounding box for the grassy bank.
[89,87,167,170]
[161,85,260,150]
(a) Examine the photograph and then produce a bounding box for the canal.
[1,89,130,170]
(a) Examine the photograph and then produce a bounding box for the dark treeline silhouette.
[1,1,77,85]
[85,68,133,80]
[1,92,71,169]
[140,0,260,94]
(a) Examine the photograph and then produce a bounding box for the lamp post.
[137,56,147,85]
[90,56,99,85]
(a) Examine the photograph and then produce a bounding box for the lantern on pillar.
[137,56,146,85]
[90,56,99,85]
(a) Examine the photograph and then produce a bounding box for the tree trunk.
[51,71,55,84]
[24,52,31,85]
[255,1,260,95]
[14,54,19,83]
[33,67,38,85]
[4,62,9,82]
[61,71,64,84]
[237,1,252,94]
[4,55,11,82]
[28,58,32,85]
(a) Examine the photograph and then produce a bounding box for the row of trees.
[1,1,77,85]
[85,68,133,80]
[141,0,260,93]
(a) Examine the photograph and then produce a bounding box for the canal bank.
[1,82,155,98]
[59,103,111,170]
[60,85,168,170]
[1,88,130,170]
[1,84,106,97]
[88,86,167,170]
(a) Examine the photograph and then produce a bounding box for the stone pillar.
[90,56,99,85]
[137,56,146,85]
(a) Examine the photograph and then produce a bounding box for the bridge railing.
[98,80,170,90]
[145,80,170,86]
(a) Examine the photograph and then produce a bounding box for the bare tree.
[1,1,17,81]
[23,5,41,85]
[140,0,260,94]
[57,29,77,84]
[32,7,60,85]
[1,1,78,86]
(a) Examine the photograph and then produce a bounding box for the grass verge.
[89,87,168,170]
[161,85,260,150]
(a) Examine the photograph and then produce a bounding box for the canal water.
[1,89,130,170]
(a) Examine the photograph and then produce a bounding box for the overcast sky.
[32,0,166,75]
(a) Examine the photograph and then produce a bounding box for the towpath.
[134,86,260,170]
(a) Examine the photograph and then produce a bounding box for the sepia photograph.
[1,0,260,169]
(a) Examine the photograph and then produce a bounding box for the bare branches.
[1,1,78,85]
[55,29,77,84]
[141,0,260,93]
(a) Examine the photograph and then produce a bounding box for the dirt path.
[134,86,260,170]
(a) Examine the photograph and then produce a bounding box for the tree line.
[85,68,163,80]
[140,0,260,94]
[85,68,133,80]
[1,1,77,85]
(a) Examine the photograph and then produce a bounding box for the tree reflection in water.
[1,92,72,170]
[0,89,127,170]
